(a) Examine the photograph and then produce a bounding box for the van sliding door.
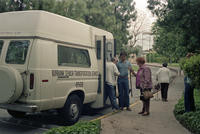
[90,35,106,108]
[91,36,116,108]
[104,38,116,105]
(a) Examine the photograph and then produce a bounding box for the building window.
[6,40,30,64]
[58,45,91,68]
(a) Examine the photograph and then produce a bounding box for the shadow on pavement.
[0,105,110,129]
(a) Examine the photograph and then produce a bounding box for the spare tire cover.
[0,66,23,103]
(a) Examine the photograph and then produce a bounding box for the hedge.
[43,120,101,134]
[174,90,200,134]
[179,54,200,89]
[146,53,169,63]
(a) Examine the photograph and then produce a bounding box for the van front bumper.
[0,103,38,113]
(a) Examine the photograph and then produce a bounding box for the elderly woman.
[156,63,170,102]
[135,57,152,116]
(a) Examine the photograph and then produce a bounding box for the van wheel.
[60,94,82,125]
[7,110,26,118]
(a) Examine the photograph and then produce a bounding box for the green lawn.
[168,63,180,68]
[147,62,180,68]
[132,64,139,72]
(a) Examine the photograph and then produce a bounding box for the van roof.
[0,10,113,47]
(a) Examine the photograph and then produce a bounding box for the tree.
[112,0,137,53]
[84,0,137,53]
[129,12,149,47]
[0,0,39,12]
[122,45,143,56]
[54,0,87,23]
[148,0,200,60]
[152,24,187,62]
[0,0,9,13]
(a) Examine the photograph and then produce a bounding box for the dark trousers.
[104,83,119,110]
[184,77,196,112]
[140,89,150,113]
[117,78,130,108]
[142,100,150,113]
[160,83,169,100]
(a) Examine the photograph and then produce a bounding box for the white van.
[0,11,116,124]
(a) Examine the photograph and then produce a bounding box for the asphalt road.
[0,66,177,134]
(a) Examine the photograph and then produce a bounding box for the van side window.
[96,40,101,59]
[58,45,91,67]
[0,41,3,56]
[6,40,30,64]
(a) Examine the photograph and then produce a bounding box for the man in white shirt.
[156,63,170,102]
[105,58,120,110]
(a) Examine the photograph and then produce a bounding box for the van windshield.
[6,40,30,64]
[0,41,3,56]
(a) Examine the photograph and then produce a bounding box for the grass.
[168,63,180,68]
[132,64,139,72]
[147,62,180,68]
[174,89,200,134]
[43,120,101,134]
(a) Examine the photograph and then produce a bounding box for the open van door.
[106,39,116,61]
[90,36,116,108]
[104,38,117,105]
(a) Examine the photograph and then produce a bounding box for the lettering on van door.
[52,70,73,78]
[52,70,99,79]
[75,82,83,88]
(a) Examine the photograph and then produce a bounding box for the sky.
[133,0,156,50]
[134,0,156,24]
[134,0,148,10]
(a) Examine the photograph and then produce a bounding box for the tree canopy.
[0,0,137,54]
[147,0,200,61]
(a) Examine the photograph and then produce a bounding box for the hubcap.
[70,103,79,119]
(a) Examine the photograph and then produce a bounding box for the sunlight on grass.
[132,64,139,72]
[168,63,180,68]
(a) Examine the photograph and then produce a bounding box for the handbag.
[154,83,161,91]
[143,90,153,100]
[140,94,145,101]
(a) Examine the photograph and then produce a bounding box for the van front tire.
[60,94,83,125]
[7,110,26,118]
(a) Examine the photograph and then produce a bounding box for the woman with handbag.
[135,57,153,116]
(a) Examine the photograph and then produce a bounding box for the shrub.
[179,54,200,89]
[146,53,170,63]
[174,90,200,134]
[44,120,101,134]
[174,96,185,116]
